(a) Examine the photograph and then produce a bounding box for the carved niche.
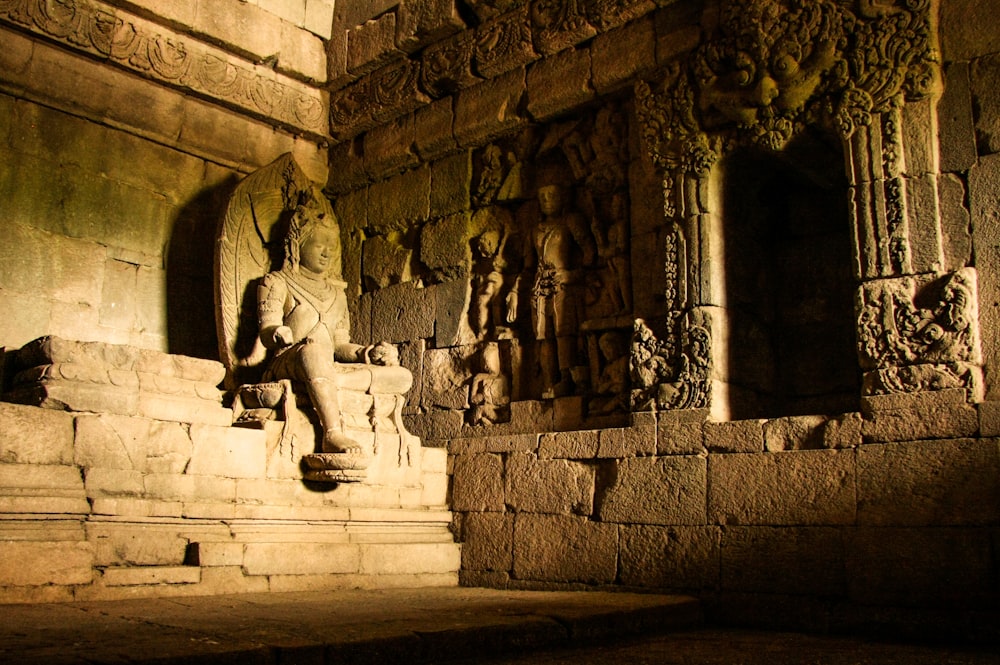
[631,0,981,410]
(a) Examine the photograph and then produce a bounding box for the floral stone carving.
[857,268,983,399]
[216,154,421,483]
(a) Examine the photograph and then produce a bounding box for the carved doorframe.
[631,0,983,420]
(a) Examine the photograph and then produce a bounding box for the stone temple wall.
[1,0,1000,638]
[320,0,1000,638]
[0,0,331,358]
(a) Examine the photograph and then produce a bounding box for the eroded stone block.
[187,425,266,479]
[505,452,594,515]
[620,524,720,589]
[708,450,856,526]
[451,452,504,511]
[455,67,527,147]
[857,438,1000,526]
[525,46,594,121]
[0,541,93,586]
[591,15,656,94]
[459,511,513,573]
[539,429,599,459]
[721,527,846,596]
[0,402,74,465]
[657,421,704,456]
[704,419,764,453]
[512,513,616,584]
[597,456,706,525]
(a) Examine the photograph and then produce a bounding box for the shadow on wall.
[166,175,240,361]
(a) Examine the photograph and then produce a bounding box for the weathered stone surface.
[846,527,995,607]
[619,524,720,589]
[981,400,1000,436]
[423,345,475,410]
[473,5,537,79]
[704,419,764,453]
[0,541,93,586]
[450,433,538,454]
[721,527,846,596]
[763,415,828,452]
[596,425,656,458]
[657,421,704,456]
[364,114,419,180]
[708,450,857,526]
[0,402,74,465]
[348,12,403,76]
[101,565,200,587]
[861,402,979,443]
[968,154,1000,401]
[512,513,617,584]
[857,438,1000,526]
[92,528,189,567]
[653,1,702,64]
[407,408,463,442]
[821,412,863,449]
[421,212,473,277]
[505,452,594,515]
[941,0,1000,62]
[243,542,361,575]
[938,174,973,272]
[460,511,513,572]
[591,15,657,94]
[454,67,527,148]
[431,279,471,347]
[366,166,431,235]
[414,98,459,159]
[451,453,505,511]
[0,464,89,514]
[525,46,593,121]
[539,429,599,459]
[188,542,244,567]
[360,542,461,575]
[430,151,473,219]
[187,425,266,479]
[597,456,706,526]
[370,282,436,344]
[939,62,977,173]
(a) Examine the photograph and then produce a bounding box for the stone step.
[0,587,702,664]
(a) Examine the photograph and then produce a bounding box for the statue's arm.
[258,273,293,349]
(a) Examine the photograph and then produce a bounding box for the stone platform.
[0,588,702,664]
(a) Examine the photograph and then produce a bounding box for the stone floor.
[1,587,996,664]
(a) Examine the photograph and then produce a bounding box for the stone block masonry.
[447,403,1000,636]
[0,341,459,603]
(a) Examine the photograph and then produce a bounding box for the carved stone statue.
[589,331,628,415]
[468,342,510,426]
[508,171,596,398]
[258,192,399,455]
[216,153,417,482]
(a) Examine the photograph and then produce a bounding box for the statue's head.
[283,191,341,276]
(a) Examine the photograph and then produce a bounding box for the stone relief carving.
[473,5,536,79]
[631,318,711,412]
[857,268,983,398]
[468,341,511,426]
[0,0,325,136]
[216,154,420,482]
[629,0,972,409]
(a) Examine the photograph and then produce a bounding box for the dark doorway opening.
[720,130,860,420]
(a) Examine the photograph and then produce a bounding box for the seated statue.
[216,153,415,482]
[258,194,399,455]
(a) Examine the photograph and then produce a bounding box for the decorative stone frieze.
[0,0,327,137]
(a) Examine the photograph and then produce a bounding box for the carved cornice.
[0,0,327,137]
[636,0,939,170]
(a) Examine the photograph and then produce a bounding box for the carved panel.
[0,0,326,136]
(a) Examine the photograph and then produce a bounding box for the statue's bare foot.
[322,430,363,455]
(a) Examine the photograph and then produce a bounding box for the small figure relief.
[589,192,633,317]
[468,342,511,426]
[588,331,629,416]
[508,163,597,398]
[469,207,520,341]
